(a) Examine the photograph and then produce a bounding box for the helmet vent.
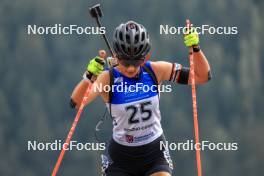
[137,45,143,55]
[141,32,145,41]
[115,43,120,52]
[135,34,139,43]
[126,34,130,44]
[119,32,123,41]
[134,47,138,53]
[121,44,126,53]
[135,25,139,31]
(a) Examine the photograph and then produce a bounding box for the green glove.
[184,27,199,47]
[87,56,105,76]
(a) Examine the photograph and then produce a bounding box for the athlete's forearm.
[70,79,92,109]
[70,70,109,109]
[192,48,211,84]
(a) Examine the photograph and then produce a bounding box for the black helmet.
[113,21,151,62]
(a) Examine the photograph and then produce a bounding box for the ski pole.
[52,7,111,174]
[51,50,106,176]
[51,85,91,176]
[90,4,115,57]
[90,4,118,68]
[186,19,202,176]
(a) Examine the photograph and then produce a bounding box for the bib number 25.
[125,101,152,124]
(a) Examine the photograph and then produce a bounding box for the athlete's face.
[118,59,142,78]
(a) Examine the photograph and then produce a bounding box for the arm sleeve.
[177,67,190,84]
[169,63,189,85]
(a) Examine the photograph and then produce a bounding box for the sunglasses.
[119,59,144,67]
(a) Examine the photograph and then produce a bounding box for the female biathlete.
[71,21,211,176]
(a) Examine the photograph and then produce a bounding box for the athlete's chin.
[125,72,138,78]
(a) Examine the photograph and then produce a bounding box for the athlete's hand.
[184,27,199,47]
[87,50,106,76]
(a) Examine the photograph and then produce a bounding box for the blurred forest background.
[0,0,263,175]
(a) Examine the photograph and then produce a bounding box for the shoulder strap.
[142,64,159,88]
[109,68,114,103]
[142,64,160,98]
[108,68,114,117]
